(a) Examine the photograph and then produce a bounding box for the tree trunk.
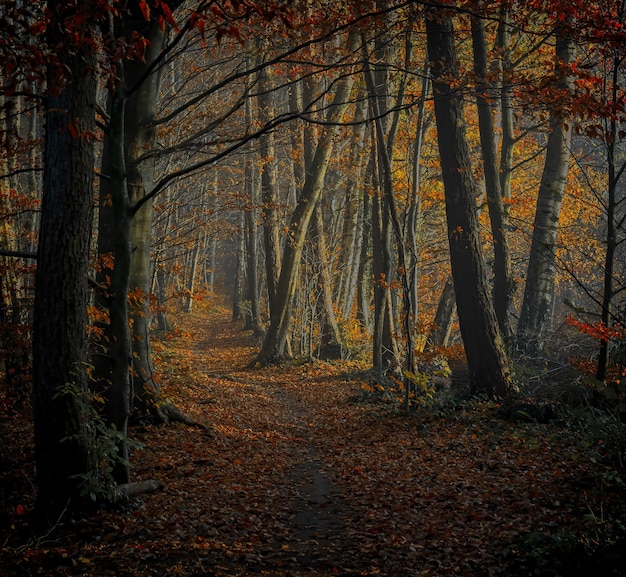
[425,276,456,350]
[407,66,430,320]
[471,12,513,343]
[338,95,368,319]
[309,201,342,356]
[496,6,515,211]
[256,39,357,363]
[32,9,98,520]
[517,30,575,354]
[363,22,409,376]
[126,32,160,416]
[597,54,620,382]
[357,170,373,331]
[232,210,246,321]
[243,135,263,335]
[124,22,196,426]
[98,72,132,485]
[425,10,512,398]
[257,60,281,317]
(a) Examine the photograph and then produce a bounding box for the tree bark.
[257,59,282,318]
[99,72,132,485]
[337,95,368,319]
[517,29,575,354]
[125,23,163,417]
[32,5,98,520]
[471,12,513,343]
[309,201,342,356]
[426,276,457,350]
[243,127,263,335]
[425,10,512,398]
[597,53,621,381]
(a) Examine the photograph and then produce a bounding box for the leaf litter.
[1,302,625,576]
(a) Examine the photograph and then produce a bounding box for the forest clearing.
[1,301,625,577]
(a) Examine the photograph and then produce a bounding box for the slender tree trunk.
[365,35,398,372]
[309,201,342,356]
[99,72,132,485]
[517,30,575,354]
[256,41,356,363]
[338,95,368,318]
[425,276,456,350]
[257,59,281,317]
[426,10,512,398]
[357,171,373,331]
[244,144,262,334]
[32,11,98,520]
[471,12,513,343]
[184,244,200,313]
[497,6,514,210]
[407,67,430,319]
[232,210,246,321]
[597,53,620,382]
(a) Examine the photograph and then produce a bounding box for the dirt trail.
[170,309,359,574]
[3,307,623,577]
[146,307,626,577]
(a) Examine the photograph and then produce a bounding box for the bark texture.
[517,30,575,354]
[32,6,98,520]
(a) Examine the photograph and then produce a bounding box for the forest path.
[3,303,615,577]
[134,304,622,577]
[147,305,363,575]
[2,304,624,576]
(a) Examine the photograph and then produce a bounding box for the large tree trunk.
[32,6,98,521]
[517,30,575,354]
[426,10,512,398]
[125,24,162,417]
[124,21,196,426]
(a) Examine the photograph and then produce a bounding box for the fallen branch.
[114,479,163,501]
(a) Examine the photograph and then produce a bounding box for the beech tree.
[425,7,512,397]
[471,7,513,342]
[517,22,576,354]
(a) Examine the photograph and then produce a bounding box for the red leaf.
[159,1,178,30]
[138,0,150,21]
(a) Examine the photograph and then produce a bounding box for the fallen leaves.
[0,304,625,576]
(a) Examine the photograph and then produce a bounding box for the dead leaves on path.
[1,306,625,576]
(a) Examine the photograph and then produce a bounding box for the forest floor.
[2,300,626,576]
